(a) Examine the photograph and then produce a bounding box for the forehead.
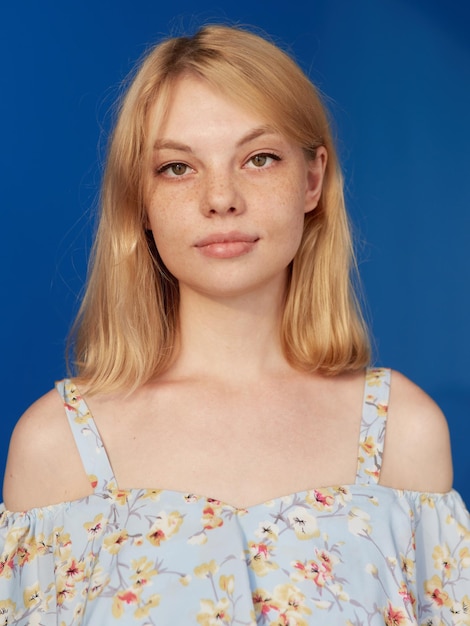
[146,73,284,146]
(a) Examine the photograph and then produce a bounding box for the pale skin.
[3,75,453,512]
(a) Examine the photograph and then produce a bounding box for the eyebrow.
[152,125,278,152]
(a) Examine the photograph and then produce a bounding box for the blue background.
[1,0,469,502]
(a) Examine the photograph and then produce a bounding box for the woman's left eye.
[246,153,281,168]
[156,162,192,177]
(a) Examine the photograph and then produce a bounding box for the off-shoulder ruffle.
[0,486,469,625]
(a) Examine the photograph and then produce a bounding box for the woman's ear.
[304,146,328,214]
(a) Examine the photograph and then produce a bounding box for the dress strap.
[55,379,116,493]
[355,367,391,485]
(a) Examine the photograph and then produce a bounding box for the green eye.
[169,163,188,175]
[156,162,192,177]
[251,154,268,167]
[247,153,281,168]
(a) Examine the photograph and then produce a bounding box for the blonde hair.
[70,24,370,392]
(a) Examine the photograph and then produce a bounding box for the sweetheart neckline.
[1,481,457,517]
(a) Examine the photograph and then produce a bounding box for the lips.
[194,231,259,247]
[194,231,259,259]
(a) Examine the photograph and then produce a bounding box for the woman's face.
[145,74,326,302]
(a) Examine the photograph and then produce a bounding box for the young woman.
[1,24,468,626]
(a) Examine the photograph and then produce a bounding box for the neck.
[168,282,290,382]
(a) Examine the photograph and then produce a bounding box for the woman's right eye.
[156,162,192,177]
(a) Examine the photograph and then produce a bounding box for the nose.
[201,168,245,217]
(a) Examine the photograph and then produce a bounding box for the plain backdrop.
[1,0,469,502]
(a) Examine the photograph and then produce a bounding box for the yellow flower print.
[17,542,37,567]
[252,588,279,619]
[305,488,335,511]
[194,560,219,579]
[400,554,415,578]
[58,556,86,585]
[398,582,415,607]
[108,483,130,506]
[347,507,372,536]
[202,502,224,530]
[366,563,378,577]
[291,549,338,587]
[3,524,28,556]
[366,369,386,386]
[255,520,280,541]
[287,507,320,540]
[420,494,436,508]
[134,594,161,619]
[57,582,76,606]
[383,602,413,625]
[460,546,470,568]
[147,511,184,546]
[33,532,50,558]
[73,604,85,620]
[272,583,312,622]
[84,513,107,539]
[63,382,90,424]
[0,553,14,580]
[456,522,470,541]
[333,485,352,505]
[291,560,328,587]
[424,575,452,608]
[130,556,158,587]
[88,474,98,489]
[142,489,162,500]
[64,381,81,405]
[73,411,91,425]
[364,466,380,482]
[376,402,388,417]
[112,589,140,618]
[387,556,398,570]
[0,600,16,624]
[196,598,231,626]
[179,575,191,586]
[247,542,279,576]
[52,527,72,558]
[17,532,50,565]
[111,589,161,620]
[448,595,470,625]
[317,548,338,573]
[432,544,456,578]
[219,574,235,594]
[88,565,110,600]
[23,582,41,608]
[360,435,377,457]
[104,529,129,554]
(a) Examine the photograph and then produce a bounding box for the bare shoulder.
[380,369,453,492]
[3,386,92,512]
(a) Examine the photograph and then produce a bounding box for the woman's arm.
[380,370,453,493]
[2,389,93,511]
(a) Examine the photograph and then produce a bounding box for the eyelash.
[155,162,192,177]
[154,151,282,178]
[245,152,281,168]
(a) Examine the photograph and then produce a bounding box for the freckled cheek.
[147,187,199,224]
[146,205,194,260]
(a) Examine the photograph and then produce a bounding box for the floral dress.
[0,368,469,625]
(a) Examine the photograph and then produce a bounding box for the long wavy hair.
[69,24,370,392]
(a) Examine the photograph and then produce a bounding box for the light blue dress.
[1,368,469,625]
